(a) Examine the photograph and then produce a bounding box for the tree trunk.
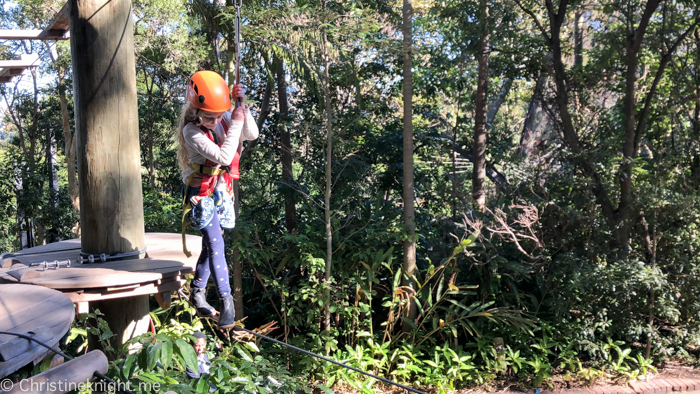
[574,10,583,68]
[13,106,28,161]
[518,74,549,157]
[231,180,244,319]
[258,75,273,132]
[694,30,700,178]
[29,68,38,168]
[70,0,147,352]
[239,71,273,165]
[45,124,59,243]
[618,41,638,259]
[61,85,79,211]
[353,54,363,110]
[535,0,619,242]
[43,41,79,211]
[44,41,79,211]
[321,23,334,353]
[451,121,458,218]
[44,41,80,212]
[472,0,489,211]
[401,0,417,334]
[15,173,33,250]
[146,78,156,190]
[486,78,511,125]
[276,58,296,233]
[4,91,31,249]
[619,0,662,258]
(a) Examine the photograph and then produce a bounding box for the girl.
[176,70,258,328]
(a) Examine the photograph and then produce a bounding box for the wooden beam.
[1,258,22,268]
[64,277,186,303]
[0,29,68,40]
[154,291,171,309]
[4,350,108,394]
[0,54,40,68]
[46,2,70,32]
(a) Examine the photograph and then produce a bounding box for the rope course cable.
[4,259,72,273]
[0,326,428,394]
[234,0,242,109]
[79,247,147,263]
[2,248,147,268]
[180,290,427,393]
[233,326,429,394]
[0,330,135,394]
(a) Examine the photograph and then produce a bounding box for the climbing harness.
[233,326,429,394]
[0,330,136,394]
[180,120,241,257]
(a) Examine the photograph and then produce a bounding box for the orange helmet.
[186,71,231,113]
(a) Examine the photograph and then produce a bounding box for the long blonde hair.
[175,101,200,174]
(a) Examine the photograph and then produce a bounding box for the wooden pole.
[69,0,147,352]
[89,295,151,353]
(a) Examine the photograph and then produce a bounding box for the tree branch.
[557,0,570,22]
[512,0,551,44]
[634,14,700,153]
[437,133,510,187]
[632,0,662,53]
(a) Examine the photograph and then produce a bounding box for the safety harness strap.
[181,171,197,257]
[182,119,237,256]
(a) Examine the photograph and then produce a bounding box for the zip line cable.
[2,326,428,394]
[234,0,242,109]
[233,326,428,394]
[183,288,427,393]
[0,330,135,394]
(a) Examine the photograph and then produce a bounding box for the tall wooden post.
[69,0,147,351]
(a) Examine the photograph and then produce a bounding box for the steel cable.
[0,330,135,394]
[233,326,428,394]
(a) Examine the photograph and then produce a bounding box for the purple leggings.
[191,210,231,298]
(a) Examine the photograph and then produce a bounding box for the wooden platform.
[0,284,75,378]
[0,233,200,305]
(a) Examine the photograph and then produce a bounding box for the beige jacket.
[181,107,259,184]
